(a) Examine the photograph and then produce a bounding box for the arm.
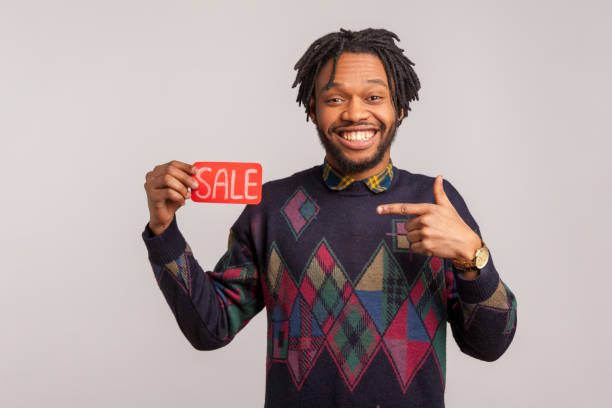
[443,180,518,362]
[446,255,518,361]
[142,208,264,350]
[375,176,518,360]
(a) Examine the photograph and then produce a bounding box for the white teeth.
[340,130,376,141]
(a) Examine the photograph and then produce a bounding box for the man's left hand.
[376,175,481,261]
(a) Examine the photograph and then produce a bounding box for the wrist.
[458,268,480,280]
[142,214,186,265]
[456,232,482,261]
[452,236,490,275]
[148,220,170,236]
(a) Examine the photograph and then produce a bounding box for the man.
[142,28,517,407]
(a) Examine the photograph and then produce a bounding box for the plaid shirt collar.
[321,158,394,193]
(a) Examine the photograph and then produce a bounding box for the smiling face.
[309,52,402,180]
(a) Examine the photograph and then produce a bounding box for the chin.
[334,153,386,174]
[317,126,395,175]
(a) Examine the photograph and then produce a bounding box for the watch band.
[452,240,486,270]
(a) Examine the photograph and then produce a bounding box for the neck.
[325,150,391,181]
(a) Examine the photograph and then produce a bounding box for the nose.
[341,97,370,123]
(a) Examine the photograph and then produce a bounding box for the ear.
[397,108,405,122]
[309,97,317,123]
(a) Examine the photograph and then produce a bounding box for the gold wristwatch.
[452,240,490,271]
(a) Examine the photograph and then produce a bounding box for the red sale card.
[191,162,262,204]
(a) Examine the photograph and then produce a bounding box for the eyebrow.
[365,79,388,88]
[323,79,389,90]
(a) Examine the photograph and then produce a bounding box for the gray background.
[1,0,610,406]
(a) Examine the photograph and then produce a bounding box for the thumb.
[433,175,453,208]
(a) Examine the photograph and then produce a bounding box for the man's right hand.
[144,160,199,236]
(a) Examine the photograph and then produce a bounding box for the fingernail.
[192,167,197,174]
[377,206,383,214]
[192,181,199,189]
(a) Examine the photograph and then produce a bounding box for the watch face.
[475,246,490,269]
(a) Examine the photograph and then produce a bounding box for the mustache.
[330,122,386,134]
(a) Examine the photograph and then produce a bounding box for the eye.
[326,97,343,103]
[368,95,382,101]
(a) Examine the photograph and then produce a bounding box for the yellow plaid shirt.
[321,159,394,193]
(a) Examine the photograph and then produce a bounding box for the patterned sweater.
[142,164,517,408]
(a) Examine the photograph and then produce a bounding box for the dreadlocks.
[292,28,421,125]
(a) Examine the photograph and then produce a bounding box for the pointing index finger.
[376,203,433,215]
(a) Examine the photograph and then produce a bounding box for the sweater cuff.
[453,252,500,304]
[141,215,187,265]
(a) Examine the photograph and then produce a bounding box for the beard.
[316,120,398,175]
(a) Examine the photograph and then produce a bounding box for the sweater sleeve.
[442,179,518,362]
[141,207,265,350]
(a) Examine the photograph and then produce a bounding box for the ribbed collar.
[321,158,394,193]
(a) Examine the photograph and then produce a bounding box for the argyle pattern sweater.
[142,165,517,408]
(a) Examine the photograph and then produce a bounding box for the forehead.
[315,52,388,93]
